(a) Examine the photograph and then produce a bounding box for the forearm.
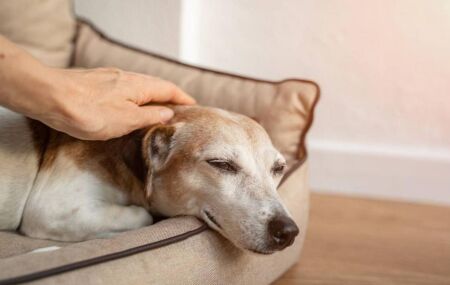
[0,35,194,140]
[0,35,61,118]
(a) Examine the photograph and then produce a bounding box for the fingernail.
[159,108,174,122]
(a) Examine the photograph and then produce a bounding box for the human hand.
[41,67,195,140]
[0,35,196,140]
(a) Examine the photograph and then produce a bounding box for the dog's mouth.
[245,247,276,255]
[202,209,222,230]
[201,210,281,255]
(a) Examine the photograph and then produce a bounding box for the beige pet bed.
[0,2,320,284]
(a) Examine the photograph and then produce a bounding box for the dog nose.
[268,216,299,250]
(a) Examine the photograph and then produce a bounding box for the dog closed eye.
[207,159,240,173]
[271,163,286,176]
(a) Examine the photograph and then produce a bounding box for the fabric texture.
[0,108,41,231]
[0,0,76,68]
[0,14,320,285]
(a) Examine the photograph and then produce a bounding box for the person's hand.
[0,35,195,140]
[42,67,195,140]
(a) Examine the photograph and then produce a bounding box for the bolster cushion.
[73,21,319,167]
[0,0,76,68]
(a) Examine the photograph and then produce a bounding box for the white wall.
[75,0,450,205]
[74,0,182,58]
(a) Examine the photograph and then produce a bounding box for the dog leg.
[22,204,153,241]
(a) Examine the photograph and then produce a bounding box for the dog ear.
[141,124,179,198]
[122,129,148,184]
[146,124,176,169]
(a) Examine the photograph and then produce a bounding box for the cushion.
[0,0,76,68]
[0,20,319,285]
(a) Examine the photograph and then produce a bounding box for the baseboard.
[307,139,450,206]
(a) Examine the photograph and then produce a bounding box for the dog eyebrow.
[205,149,239,161]
[272,160,287,170]
[274,159,286,166]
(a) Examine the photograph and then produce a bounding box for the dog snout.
[268,216,299,250]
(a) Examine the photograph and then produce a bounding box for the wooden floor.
[273,193,450,285]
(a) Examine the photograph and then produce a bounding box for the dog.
[0,105,298,254]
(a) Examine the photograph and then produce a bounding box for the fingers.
[129,74,196,105]
[150,79,195,105]
[166,86,196,105]
[133,105,175,128]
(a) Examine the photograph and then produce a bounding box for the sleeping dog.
[0,105,298,254]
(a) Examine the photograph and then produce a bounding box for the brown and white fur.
[0,105,298,254]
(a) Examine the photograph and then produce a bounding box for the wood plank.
[273,193,450,285]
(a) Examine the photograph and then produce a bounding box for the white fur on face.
[196,144,288,253]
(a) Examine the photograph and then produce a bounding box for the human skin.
[0,35,195,140]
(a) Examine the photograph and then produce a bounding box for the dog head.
[125,106,299,254]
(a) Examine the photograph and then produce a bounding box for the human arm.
[0,35,195,140]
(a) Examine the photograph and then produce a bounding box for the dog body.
[20,136,153,241]
[0,105,298,253]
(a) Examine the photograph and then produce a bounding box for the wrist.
[0,36,78,132]
[24,68,63,119]
[0,51,59,118]
[27,67,80,127]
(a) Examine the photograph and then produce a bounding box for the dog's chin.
[244,247,276,255]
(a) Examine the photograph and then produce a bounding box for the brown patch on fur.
[122,129,149,183]
[66,135,150,208]
[27,119,51,169]
[28,125,150,208]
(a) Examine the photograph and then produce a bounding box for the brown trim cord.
[0,224,208,285]
[280,84,321,186]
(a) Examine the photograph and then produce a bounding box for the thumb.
[135,106,174,127]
